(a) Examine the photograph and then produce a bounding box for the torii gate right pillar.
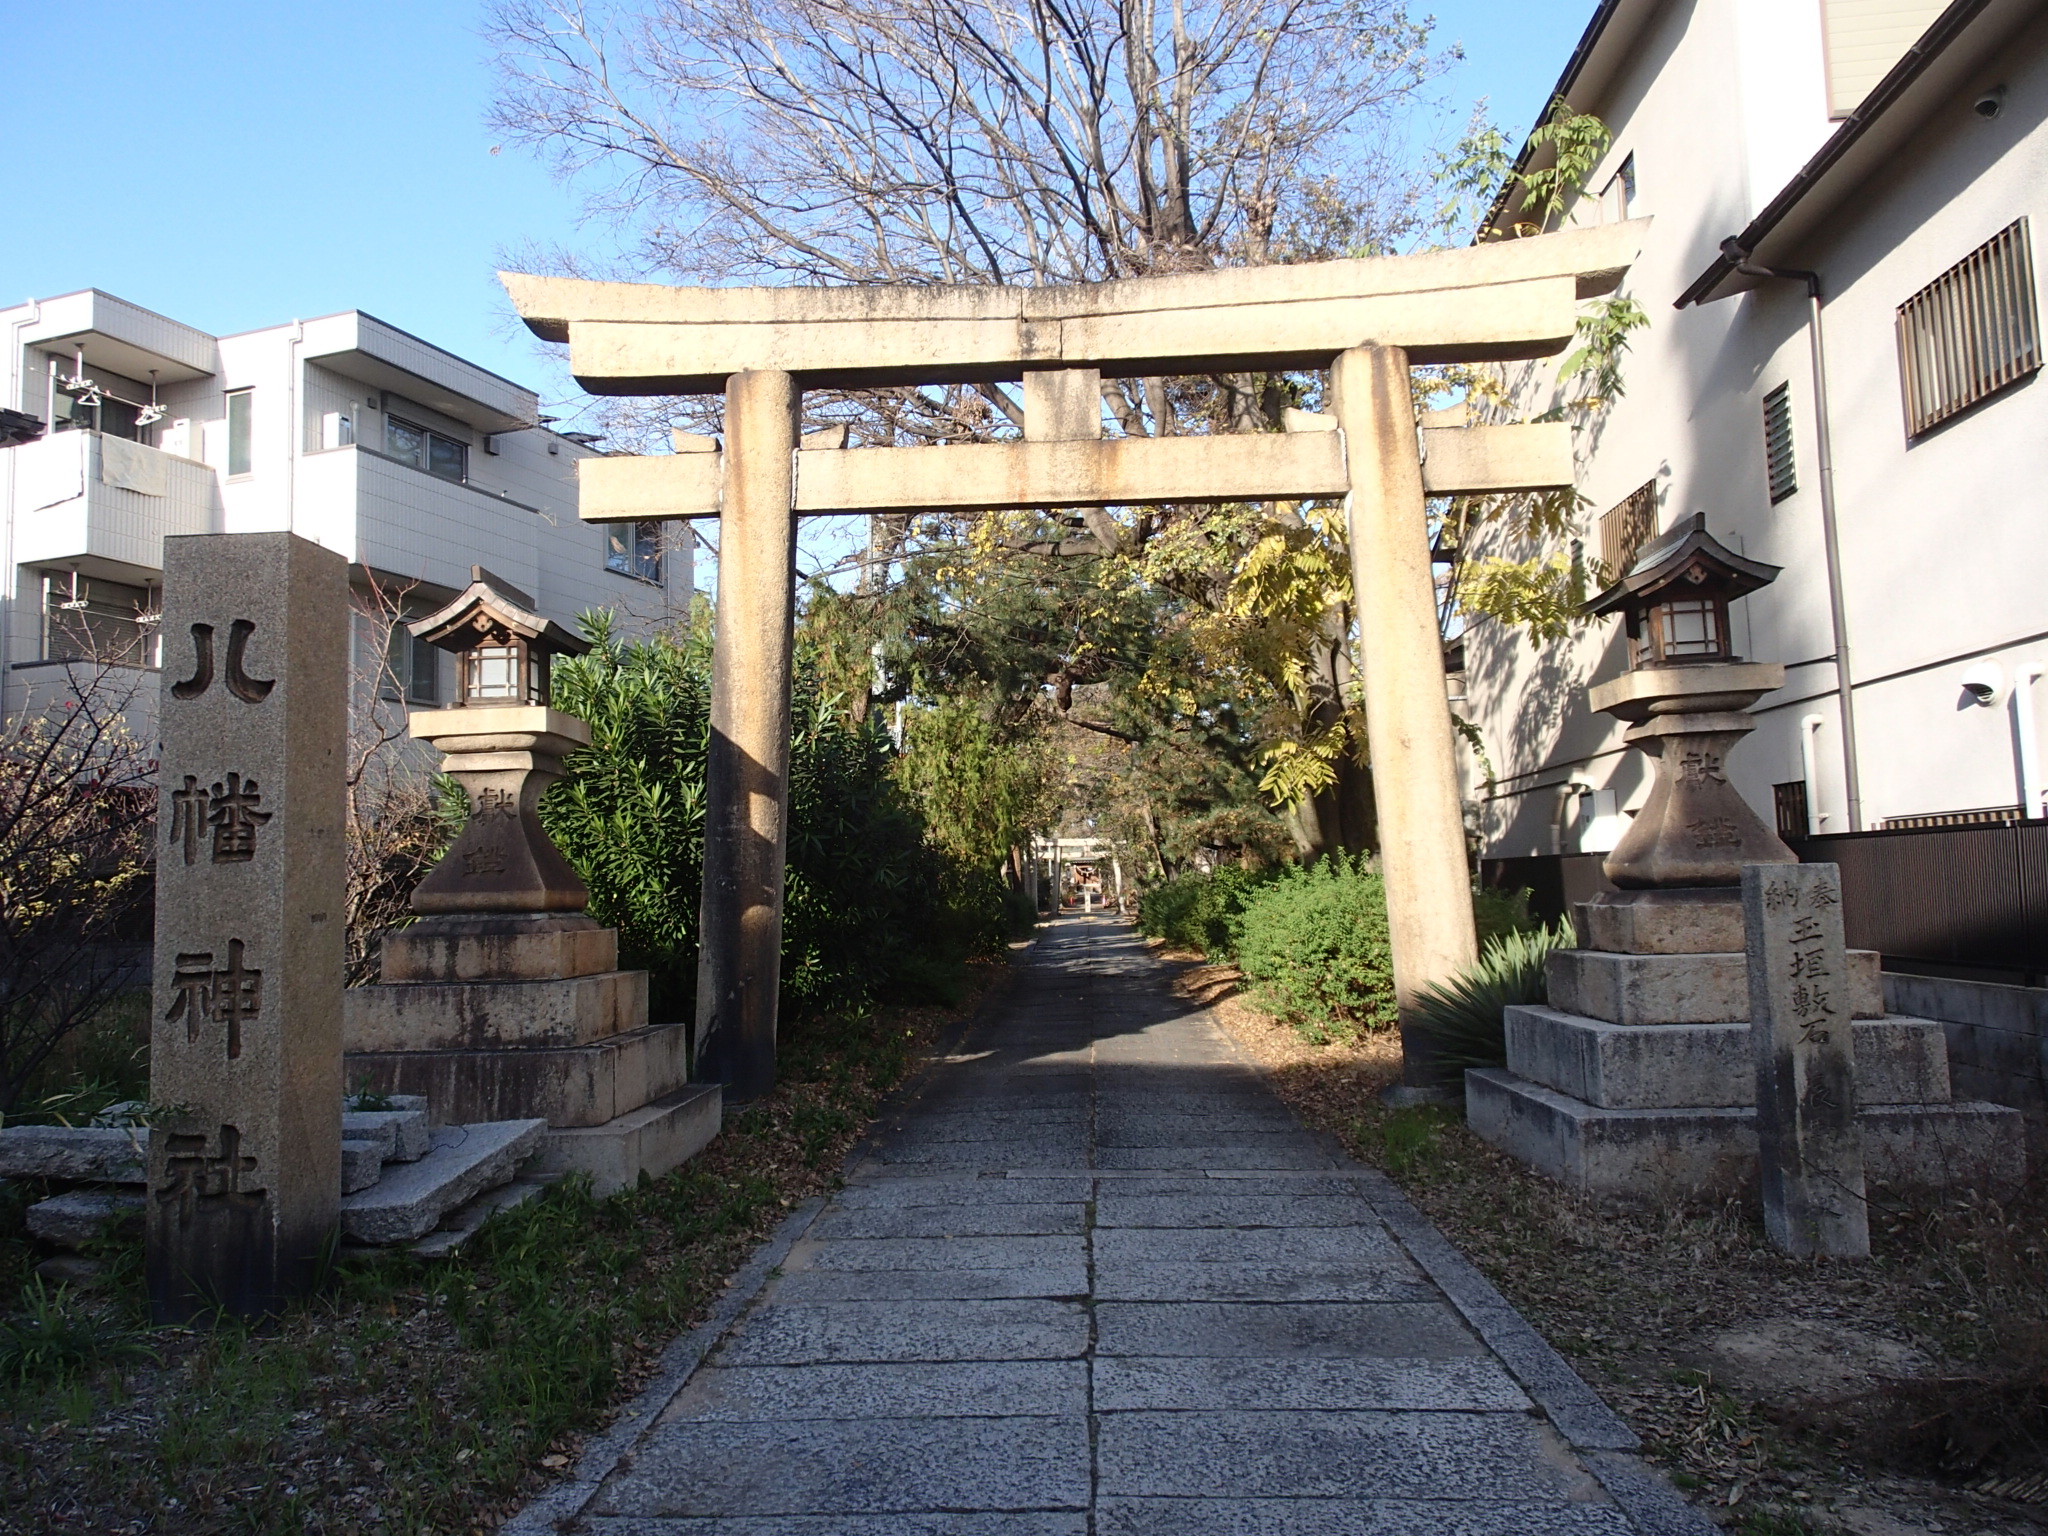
[1334,345,1478,1088]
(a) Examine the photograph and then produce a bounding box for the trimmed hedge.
[1231,854,1397,1042]
[1136,865,1281,956]
[1146,863,1551,1045]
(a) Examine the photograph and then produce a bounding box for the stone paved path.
[515,917,1710,1535]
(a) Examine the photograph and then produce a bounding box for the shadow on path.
[508,917,1712,1535]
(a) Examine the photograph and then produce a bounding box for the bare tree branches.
[489,0,1452,448]
[0,668,155,1112]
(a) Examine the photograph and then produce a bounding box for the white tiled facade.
[1458,0,2048,857]
[0,289,689,725]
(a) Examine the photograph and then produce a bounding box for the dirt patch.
[1168,945,2048,1536]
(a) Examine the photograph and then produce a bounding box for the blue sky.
[0,2,1590,405]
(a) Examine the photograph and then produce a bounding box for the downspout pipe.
[1721,239,1865,831]
[2017,664,2045,819]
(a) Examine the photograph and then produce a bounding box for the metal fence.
[1787,820,2048,986]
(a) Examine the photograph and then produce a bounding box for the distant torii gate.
[505,220,1645,1099]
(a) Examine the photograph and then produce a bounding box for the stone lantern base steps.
[1466,889,2027,1200]
[341,914,720,1198]
[0,1084,719,1271]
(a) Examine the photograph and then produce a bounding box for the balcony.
[297,444,545,598]
[299,313,538,436]
[10,430,219,580]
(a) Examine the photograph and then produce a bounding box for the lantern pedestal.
[406,707,592,915]
[1586,661,1794,890]
[344,571,718,1194]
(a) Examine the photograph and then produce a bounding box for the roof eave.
[1677,0,2018,308]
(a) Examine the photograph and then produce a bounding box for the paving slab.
[808,1202,1086,1239]
[593,1415,1091,1516]
[1094,1193,1374,1228]
[715,1300,1088,1364]
[770,1264,1090,1301]
[1092,1355,1531,1412]
[1095,1410,1591,1501]
[788,1235,1085,1272]
[669,1361,1087,1420]
[1094,1500,1638,1535]
[505,917,1701,1535]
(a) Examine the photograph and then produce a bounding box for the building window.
[1772,780,1810,840]
[1598,480,1658,577]
[226,389,254,477]
[382,625,440,704]
[385,416,468,483]
[1896,218,2040,438]
[43,574,156,665]
[1762,383,1797,503]
[1601,154,1635,222]
[606,522,662,582]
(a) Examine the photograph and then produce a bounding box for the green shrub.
[1410,920,1577,1072]
[1231,854,1397,1041]
[541,616,1005,1026]
[1137,865,1281,957]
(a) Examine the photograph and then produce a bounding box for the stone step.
[1546,946,1883,1026]
[339,1119,547,1245]
[345,970,650,1053]
[1503,1007,1950,1109]
[534,1082,722,1196]
[341,1107,432,1162]
[410,1177,555,1259]
[27,1190,145,1249]
[1465,1067,2026,1202]
[0,1125,145,1184]
[341,1138,385,1195]
[346,1019,689,1127]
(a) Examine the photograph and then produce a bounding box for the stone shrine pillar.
[694,368,799,1101]
[148,533,346,1322]
[1745,862,1869,1257]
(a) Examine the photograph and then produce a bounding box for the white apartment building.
[1459,0,2046,859]
[0,289,688,724]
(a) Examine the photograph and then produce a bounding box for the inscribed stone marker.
[1743,861,1869,1258]
[148,533,347,1321]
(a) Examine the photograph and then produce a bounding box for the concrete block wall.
[1885,972,2048,1126]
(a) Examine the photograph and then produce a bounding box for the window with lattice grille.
[1598,480,1658,577]
[1896,219,2040,439]
[1763,383,1797,504]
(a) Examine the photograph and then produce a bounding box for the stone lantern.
[1464,514,2018,1202]
[403,567,593,917]
[1580,513,1795,919]
[343,566,716,1196]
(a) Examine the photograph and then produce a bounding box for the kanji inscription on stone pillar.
[1743,860,1869,1258]
[147,533,347,1321]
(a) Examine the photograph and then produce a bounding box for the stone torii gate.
[504,220,1645,1099]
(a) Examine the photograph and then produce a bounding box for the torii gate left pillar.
[695,369,798,1095]
[505,218,1647,1100]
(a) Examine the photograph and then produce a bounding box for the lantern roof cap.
[1584,512,1780,618]
[408,565,591,656]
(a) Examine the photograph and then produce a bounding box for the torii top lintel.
[501,221,1647,396]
